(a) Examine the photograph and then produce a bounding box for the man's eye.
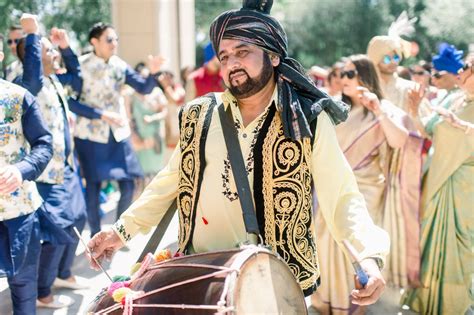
[220,55,228,62]
[237,50,248,57]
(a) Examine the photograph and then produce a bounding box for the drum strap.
[218,104,261,240]
[136,199,177,263]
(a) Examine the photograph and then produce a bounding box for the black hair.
[9,25,22,32]
[16,37,26,63]
[398,66,411,80]
[327,61,344,84]
[88,22,113,43]
[134,62,146,73]
[419,60,432,73]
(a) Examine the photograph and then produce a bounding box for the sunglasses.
[458,63,472,74]
[45,47,58,56]
[431,71,447,79]
[340,69,358,79]
[411,70,428,76]
[382,54,401,65]
[105,36,119,44]
[7,38,21,46]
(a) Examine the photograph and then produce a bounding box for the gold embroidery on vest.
[177,97,212,252]
[262,114,319,291]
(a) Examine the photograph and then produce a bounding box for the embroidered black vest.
[177,93,319,295]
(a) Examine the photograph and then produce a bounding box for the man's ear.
[0,52,4,63]
[270,54,280,67]
[90,37,98,48]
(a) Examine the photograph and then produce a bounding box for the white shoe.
[36,294,74,309]
[53,277,89,290]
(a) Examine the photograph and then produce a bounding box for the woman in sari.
[312,54,423,314]
[124,63,168,191]
[402,58,474,315]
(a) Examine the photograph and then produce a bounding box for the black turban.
[210,0,349,140]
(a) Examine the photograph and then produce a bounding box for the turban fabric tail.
[210,6,349,141]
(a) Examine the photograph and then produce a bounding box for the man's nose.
[227,55,241,70]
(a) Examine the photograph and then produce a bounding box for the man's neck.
[465,88,474,100]
[43,67,54,77]
[94,51,110,63]
[379,71,395,84]
[236,79,276,127]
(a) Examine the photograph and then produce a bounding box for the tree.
[41,0,111,47]
[194,0,239,64]
[419,0,474,56]
[285,0,391,68]
[1,0,110,66]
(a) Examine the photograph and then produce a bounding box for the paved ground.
[1,194,418,315]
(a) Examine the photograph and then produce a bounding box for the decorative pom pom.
[154,249,172,262]
[242,0,273,14]
[107,281,131,296]
[112,275,131,282]
[112,287,132,303]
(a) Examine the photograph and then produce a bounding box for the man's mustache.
[229,69,249,80]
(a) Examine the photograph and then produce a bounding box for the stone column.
[111,0,195,76]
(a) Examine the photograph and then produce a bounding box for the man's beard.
[227,54,274,99]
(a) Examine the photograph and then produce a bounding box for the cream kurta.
[114,89,389,262]
[380,74,416,113]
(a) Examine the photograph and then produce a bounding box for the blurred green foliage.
[1,0,472,70]
[195,0,474,68]
[1,0,110,64]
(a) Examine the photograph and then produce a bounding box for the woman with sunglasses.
[409,61,438,102]
[312,54,423,314]
[402,57,474,315]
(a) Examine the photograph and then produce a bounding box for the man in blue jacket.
[0,38,53,314]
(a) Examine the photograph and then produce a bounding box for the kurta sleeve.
[15,92,53,181]
[312,111,390,264]
[124,66,157,95]
[56,47,83,94]
[113,144,180,243]
[67,97,103,119]
[20,34,43,96]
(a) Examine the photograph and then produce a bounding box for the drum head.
[233,251,307,314]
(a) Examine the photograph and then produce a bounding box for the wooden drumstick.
[342,240,369,288]
[73,227,114,283]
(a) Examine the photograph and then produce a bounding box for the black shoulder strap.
[137,200,177,263]
[218,104,260,236]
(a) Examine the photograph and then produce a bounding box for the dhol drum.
[88,245,307,314]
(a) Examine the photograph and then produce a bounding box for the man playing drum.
[88,0,389,305]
